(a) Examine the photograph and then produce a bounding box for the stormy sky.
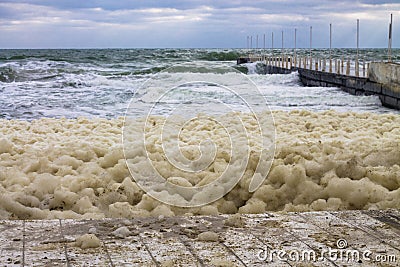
[0,0,398,48]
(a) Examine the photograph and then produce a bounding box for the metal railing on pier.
[242,54,371,78]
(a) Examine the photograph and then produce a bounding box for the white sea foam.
[0,110,398,219]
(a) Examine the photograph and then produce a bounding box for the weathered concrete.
[1,210,399,266]
[368,62,400,109]
[368,62,400,94]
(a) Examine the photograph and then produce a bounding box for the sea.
[0,48,399,120]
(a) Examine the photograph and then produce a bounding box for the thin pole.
[271,32,274,65]
[310,26,312,69]
[389,13,393,62]
[294,28,297,56]
[310,26,312,58]
[256,34,259,49]
[247,36,249,49]
[281,31,284,68]
[356,19,360,77]
[272,32,274,50]
[263,33,266,49]
[329,23,332,60]
[357,19,359,62]
[250,36,253,49]
[329,23,332,73]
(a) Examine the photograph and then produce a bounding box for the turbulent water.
[0,48,398,119]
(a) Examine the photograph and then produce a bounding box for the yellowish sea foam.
[0,110,399,219]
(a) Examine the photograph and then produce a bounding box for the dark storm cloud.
[0,0,398,48]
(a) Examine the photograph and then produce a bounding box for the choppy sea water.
[0,48,399,120]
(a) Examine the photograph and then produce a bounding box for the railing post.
[346,59,350,75]
[322,58,326,72]
[315,59,318,71]
[355,59,359,77]
[336,59,340,74]
[362,58,365,77]
[341,57,344,74]
[329,59,332,73]
[334,59,337,73]
[304,57,307,69]
[284,55,286,68]
[310,57,313,70]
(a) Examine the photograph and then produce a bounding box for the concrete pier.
[368,62,400,109]
[237,57,400,110]
[1,210,399,266]
[296,68,394,104]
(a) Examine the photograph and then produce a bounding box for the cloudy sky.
[0,0,398,48]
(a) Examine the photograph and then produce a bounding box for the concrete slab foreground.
[1,210,399,266]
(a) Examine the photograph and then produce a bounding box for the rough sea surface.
[0,48,399,120]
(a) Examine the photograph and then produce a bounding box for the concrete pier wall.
[368,62,400,109]
[368,62,400,89]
